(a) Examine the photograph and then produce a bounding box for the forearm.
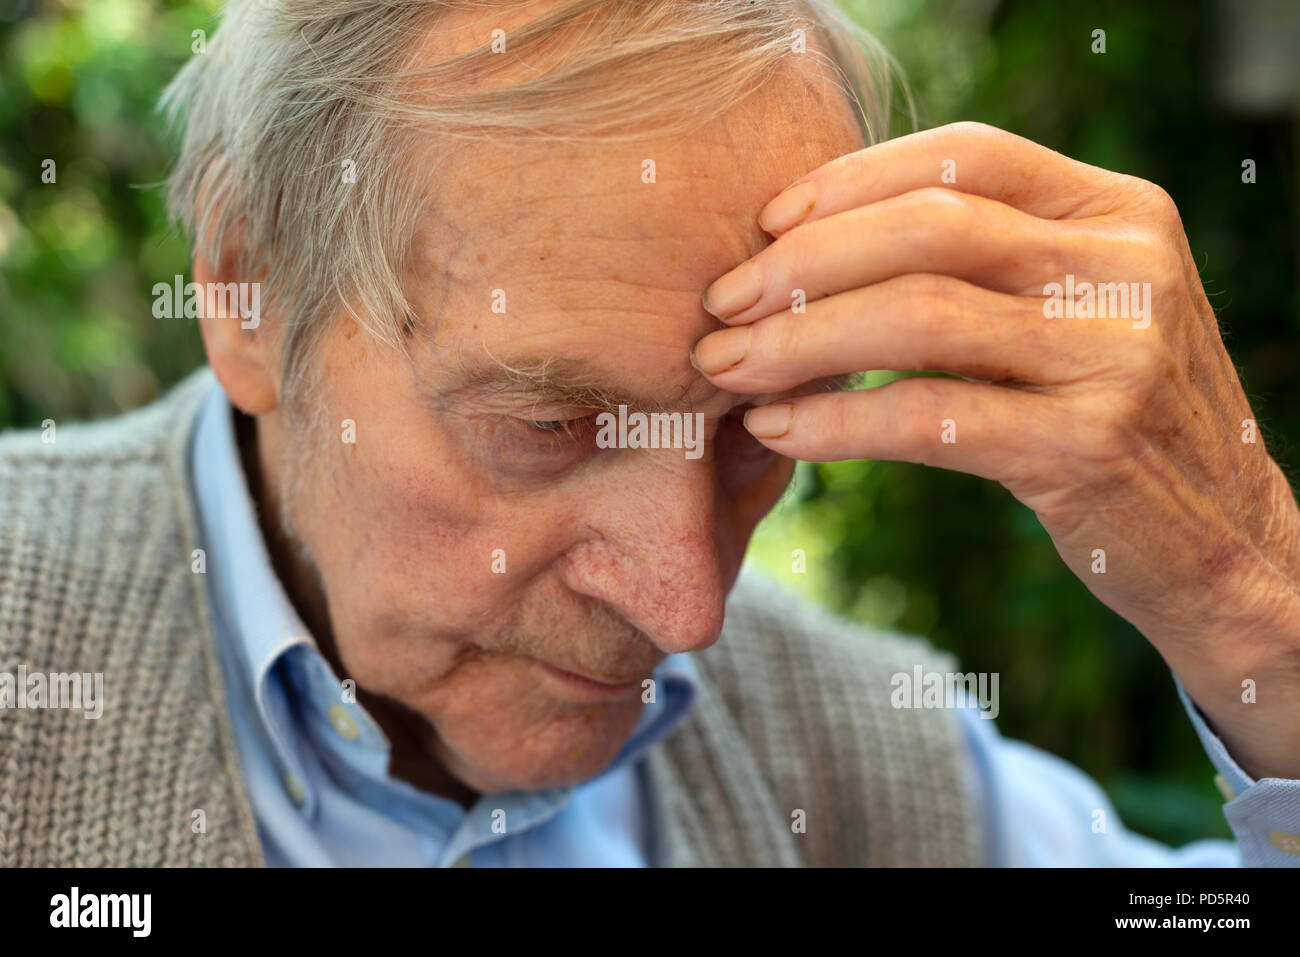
[1152,468,1300,781]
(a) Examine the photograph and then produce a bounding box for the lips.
[541,662,643,688]
[531,658,650,699]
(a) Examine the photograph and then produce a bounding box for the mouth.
[533,660,647,700]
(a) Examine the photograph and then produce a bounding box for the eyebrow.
[427,352,862,415]
[431,354,700,415]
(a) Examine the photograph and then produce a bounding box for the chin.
[437,696,646,794]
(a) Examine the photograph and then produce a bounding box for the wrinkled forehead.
[412,61,862,300]
[401,39,864,406]
[401,0,865,304]
[435,127,834,261]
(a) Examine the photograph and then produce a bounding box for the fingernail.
[744,403,793,439]
[758,181,817,234]
[691,326,751,375]
[702,260,762,320]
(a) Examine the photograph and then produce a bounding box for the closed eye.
[524,416,591,438]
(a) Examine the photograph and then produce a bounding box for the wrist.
[1176,578,1300,781]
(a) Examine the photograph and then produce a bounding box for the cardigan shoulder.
[647,567,983,866]
[0,367,264,866]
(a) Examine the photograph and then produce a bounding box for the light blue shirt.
[190,378,1300,866]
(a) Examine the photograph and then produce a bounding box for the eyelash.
[528,418,567,432]
[498,407,778,486]
[526,416,588,438]
[525,406,750,440]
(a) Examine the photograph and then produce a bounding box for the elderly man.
[2,0,1299,868]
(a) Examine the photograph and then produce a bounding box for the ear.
[193,247,279,417]
[190,156,279,417]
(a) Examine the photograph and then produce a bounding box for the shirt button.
[284,773,307,808]
[328,703,360,741]
[1268,830,1300,856]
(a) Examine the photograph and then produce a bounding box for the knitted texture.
[647,572,983,866]
[0,368,979,866]
[0,370,260,865]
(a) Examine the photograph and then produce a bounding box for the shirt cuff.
[1174,674,1300,866]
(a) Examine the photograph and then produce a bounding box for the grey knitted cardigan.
[0,368,981,867]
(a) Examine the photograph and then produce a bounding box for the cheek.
[286,433,492,645]
[302,435,577,661]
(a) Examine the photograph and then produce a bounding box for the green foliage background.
[2,0,1297,847]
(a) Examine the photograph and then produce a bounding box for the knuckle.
[819,393,854,448]
[894,273,967,340]
[754,311,798,362]
[895,273,962,328]
[908,186,978,230]
[1153,245,1185,294]
[1121,174,1181,221]
[771,226,819,285]
[944,120,1001,142]
[1145,181,1179,217]
[1034,229,1075,284]
[902,377,949,464]
[1125,227,1182,288]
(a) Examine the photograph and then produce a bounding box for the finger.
[740,376,1051,482]
[757,121,1127,236]
[704,187,1142,325]
[692,274,1089,395]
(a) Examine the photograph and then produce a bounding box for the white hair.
[160,0,906,398]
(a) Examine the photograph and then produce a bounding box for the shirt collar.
[191,379,325,807]
[191,378,315,663]
[190,378,698,808]
[610,652,697,769]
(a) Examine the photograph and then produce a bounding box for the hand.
[692,122,1300,780]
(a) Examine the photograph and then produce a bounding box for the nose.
[559,455,731,655]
